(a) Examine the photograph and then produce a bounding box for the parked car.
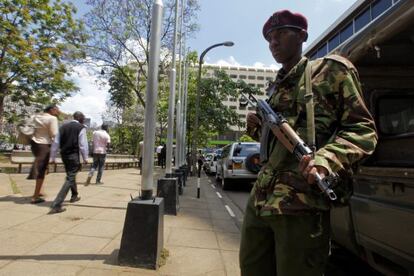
[215,142,261,190]
[203,153,220,175]
[203,153,215,174]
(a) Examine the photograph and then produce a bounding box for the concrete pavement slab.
[65,219,122,239]
[216,232,241,251]
[11,213,85,234]
[158,246,225,276]
[91,208,127,222]
[164,214,214,231]
[212,218,240,233]
[0,229,55,256]
[0,261,83,276]
[221,250,241,276]
[0,210,43,231]
[26,233,111,266]
[179,207,210,218]
[167,228,219,249]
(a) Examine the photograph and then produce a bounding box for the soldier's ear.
[299,30,308,42]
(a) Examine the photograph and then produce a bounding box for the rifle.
[241,92,338,201]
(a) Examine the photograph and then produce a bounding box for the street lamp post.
[192,41,234,195]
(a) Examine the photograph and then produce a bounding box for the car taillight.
[227,159,233,170]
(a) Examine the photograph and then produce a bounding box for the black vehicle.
[305,0,414,274]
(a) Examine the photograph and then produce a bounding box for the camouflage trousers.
[239,195,330,276]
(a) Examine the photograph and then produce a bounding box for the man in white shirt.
[49,111,89,214]
[86,124,111,185]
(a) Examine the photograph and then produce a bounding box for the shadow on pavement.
[0,250,120,265]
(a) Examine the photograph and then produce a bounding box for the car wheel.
[221,176,231,190]
[215,168,221,182]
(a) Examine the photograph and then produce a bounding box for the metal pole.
[191,42,234,176]
[181,49,187,166]
[175,0,185,168]
[141,0,163,200]
[165,0,180,174]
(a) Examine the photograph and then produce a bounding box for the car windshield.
[233,144,260,157]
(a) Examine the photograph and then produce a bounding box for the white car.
[215,142,261,190]
[204,153,219,175]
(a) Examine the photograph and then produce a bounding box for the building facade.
[203,64,278,141]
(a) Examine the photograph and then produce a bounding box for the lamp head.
[223,41,234,47]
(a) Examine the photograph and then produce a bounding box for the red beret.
[263,10,308,40]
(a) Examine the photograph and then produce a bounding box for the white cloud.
[215,56,241,66]
[60,65,109,125]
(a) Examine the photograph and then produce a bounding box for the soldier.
[239,10,378,276]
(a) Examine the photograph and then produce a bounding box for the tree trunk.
[0,93,5,134]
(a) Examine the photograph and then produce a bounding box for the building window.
[355,7,371,33]
[248,75,255,80]
[266,77,273,81]
[229,98,237,102]
[317,44,328,58]
[239,105,246,110]
[257,84,264,88]
[230,106,237,110]
[248,106,255,111]
[248,83,255,87]
[230,74,237,79]
[239,75,246,79]
[238,114,246,119]
[340,22,353,42]
[372,0,392,19]
[257,76,264,80]
[328,33,340,51]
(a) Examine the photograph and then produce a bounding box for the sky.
[63,0,358,125]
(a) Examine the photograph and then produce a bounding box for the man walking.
[239,10,377,275]
[49,111,89,214]
[28,104,59,204]
[86,124,110,185]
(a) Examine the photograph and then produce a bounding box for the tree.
[0,0,86,131]
[185,65,262,148]
[83,0,200,108]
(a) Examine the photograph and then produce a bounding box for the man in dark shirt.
[49,111,89,214]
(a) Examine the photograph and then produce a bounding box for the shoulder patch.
[324,54,356,71]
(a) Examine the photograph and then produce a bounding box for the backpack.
[17,116,35,145]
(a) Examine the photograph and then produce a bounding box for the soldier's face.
[268,28,304,64]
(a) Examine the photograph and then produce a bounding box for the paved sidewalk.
[0,168,241,275]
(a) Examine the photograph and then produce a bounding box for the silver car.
[216,142,261,190]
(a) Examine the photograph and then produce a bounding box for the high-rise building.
[203,64,278,140]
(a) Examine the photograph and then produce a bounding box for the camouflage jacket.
[247,55,378,216]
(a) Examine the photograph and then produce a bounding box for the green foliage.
[185,64,261,148]
[108,66,137,110]
[0,0,86,129]
[239,134,255,142]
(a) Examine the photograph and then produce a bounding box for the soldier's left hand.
[299,155,329,185]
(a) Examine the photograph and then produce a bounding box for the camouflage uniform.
[239,55,378,276]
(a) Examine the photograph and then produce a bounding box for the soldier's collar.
[277,56,308,83]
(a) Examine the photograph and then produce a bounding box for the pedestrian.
[160,143,166,168]
[86,124,111,185]
[28,104,59,204]
[239,10,378,276]
[197,150,204,178]
[49,111,89,214]
[156,144,163,166]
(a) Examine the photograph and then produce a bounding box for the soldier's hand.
[299,155,329,185]
[246,112,261,129]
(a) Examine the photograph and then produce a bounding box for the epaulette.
[323,54,357,71]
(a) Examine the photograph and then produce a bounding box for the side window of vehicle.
[221,145,231,158]
[378,96,414,135]
[368,94,414,167]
